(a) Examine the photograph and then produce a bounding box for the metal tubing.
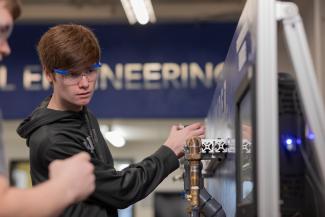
[185,137,202,216]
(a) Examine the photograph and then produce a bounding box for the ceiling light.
[100,125,126,148]
[104,131,126,148]
[115,163,130,171]
[121,0,156,25]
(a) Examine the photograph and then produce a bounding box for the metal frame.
[276,1,325,186]
[256,0,279,217]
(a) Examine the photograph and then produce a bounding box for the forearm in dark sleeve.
[45,141,179,209]
[89,145,179,209]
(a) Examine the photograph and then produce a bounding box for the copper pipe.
[185,137,202,215]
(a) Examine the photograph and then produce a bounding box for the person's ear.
[44,67,55,84]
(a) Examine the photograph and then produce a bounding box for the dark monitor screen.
[235,68,257,217]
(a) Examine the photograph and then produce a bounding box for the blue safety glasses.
[53,62,102,85]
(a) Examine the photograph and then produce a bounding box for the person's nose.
[0,40,11,58]
[78,74,89,89]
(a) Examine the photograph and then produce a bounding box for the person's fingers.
[86,170,96,194]
[88,174,95,186]
[190,127,205,137]
[49,159,61,169]
[198,134,205,139]
[90,183,95,193]
[72,152,91,161]
[186,122,203,130]
[90,178,96,192]
[171,125,179,132]
[48,160,62,178]
[176,123,185,130]
[85,161,95,173]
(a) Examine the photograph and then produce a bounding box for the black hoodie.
[17,97,179,217]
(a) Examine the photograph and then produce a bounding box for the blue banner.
[0,23,235,119]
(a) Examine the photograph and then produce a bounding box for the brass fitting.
[185,137,202,211]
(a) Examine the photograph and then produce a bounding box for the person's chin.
[75,96,92,106]
[78,98,91,106]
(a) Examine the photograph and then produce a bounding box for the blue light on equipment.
[306,126,315,141]
[307,132,315,140]
[296,138,302,145]
[286,138,293,145]
[283,137,296,152]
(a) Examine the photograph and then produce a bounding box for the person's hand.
[48,152,95,203]
[164,122,205,158]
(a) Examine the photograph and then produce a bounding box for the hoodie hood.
[17,96,84,142]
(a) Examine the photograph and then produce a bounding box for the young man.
[17,24,205,217]
[0,1,95,217]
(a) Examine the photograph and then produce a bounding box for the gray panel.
[206,154,236,217]
[205,0,280,217]
[205,0,257,216]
